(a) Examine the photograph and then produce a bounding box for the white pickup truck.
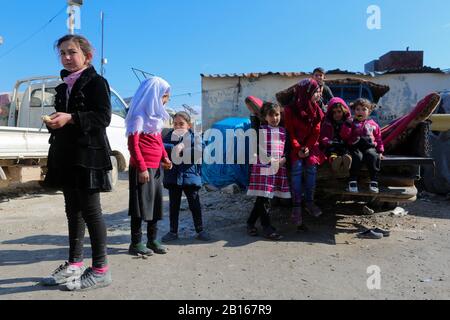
[0,76,130,189]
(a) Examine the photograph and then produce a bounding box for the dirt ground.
[0,172,449,300]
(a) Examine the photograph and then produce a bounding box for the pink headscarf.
[326,97,351,121]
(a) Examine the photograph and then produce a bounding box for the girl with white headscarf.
[126,77,173,256]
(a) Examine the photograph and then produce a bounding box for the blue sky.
[1,0,450,108]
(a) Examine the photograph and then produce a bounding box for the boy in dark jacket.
[313,67,334,113]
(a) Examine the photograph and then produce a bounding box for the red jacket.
[284,106,325,166]
[128,133,168,172]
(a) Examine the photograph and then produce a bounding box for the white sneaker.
[41,262,85,286]
[65,267,112,291]
[347,181,358,193]
[369,181,379,193]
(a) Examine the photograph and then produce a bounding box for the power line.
[171,91,201,98]
[0,5,67,61]
[171,86,240,98]
[126,67,240,99]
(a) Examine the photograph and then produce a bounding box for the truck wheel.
[109,156,118,188]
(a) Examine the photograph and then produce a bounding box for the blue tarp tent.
[202,117,251,189]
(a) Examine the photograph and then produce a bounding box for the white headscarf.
[125,77,171,136]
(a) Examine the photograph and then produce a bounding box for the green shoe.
[128,243,153,256]
[147,240,168,254]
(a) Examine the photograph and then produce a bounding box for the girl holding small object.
[42,34,112,291]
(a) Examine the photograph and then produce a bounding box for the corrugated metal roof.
[376,66,444,74]
[201,67,445,78]
[327,69,368,75]
[201,72,311,78]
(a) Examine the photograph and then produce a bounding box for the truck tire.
[109,156,118,188]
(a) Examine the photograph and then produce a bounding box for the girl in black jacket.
[41,35,112,291]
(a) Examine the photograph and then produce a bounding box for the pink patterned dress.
[247,125,291,199]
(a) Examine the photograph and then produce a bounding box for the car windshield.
[111,91,127,118]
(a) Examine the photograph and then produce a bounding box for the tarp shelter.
[202,117,251,188]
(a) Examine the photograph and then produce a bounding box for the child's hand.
[379,153,384,160]
[41,115,52,123]
[138,170,150,184]
[45,112,74,129]
[173,143,185,156]
[161,158,173,170]
[268,158,286,174]
[269,158,280,171]
[298,148,310,159]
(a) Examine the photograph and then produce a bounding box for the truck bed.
[316,155,434,203]
[0,126,49,159]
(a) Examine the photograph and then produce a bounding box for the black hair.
[313,67,326,74]
[173,111,192,125]
[55,34,94,65]
[260,102,281,119]
[350,98,376,113]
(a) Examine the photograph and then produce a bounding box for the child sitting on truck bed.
[341,98,384,194]
[319,97,352,174]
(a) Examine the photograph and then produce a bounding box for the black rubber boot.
[128,243,153,256]
[147,223,167,254]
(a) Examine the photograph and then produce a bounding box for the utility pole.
[100,11,107,76]
[67,0,83,34]
[0,36,3,46]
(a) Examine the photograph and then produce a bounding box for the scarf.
[125,76,171,136]
[62,67,87,94]
[290,78,322,123]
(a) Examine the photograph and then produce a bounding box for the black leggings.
[63,188,107,268]
[168,186,203,234]
[349,147,381,182]
[130,217,158,244]
[247,197,273,233]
